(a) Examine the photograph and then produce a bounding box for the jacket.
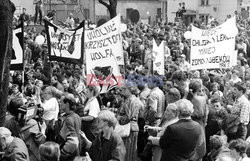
[159,119,201,161]
[56,111,81,161]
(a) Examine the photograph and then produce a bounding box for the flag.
[11,21,24,70]
[44,20,84,64]
[85,15,124,93]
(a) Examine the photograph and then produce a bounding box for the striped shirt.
[231,95,250,125]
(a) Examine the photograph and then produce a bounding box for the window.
[157,8,162,19]
[84,9,90,19]
[15,6,22,15]
[126,8,133,20]
[201,0,209,6]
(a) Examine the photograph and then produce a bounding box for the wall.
[11,0,35,15]
[217,0,240,22]
[167,0,199,22]
[167,0,242,24]
[80,0,95,21]
[11,0,95,23]
[95,0,161,23]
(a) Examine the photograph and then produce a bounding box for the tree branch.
[98,0,109,8]
[109,0,117,7]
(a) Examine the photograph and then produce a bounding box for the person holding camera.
[4,98,46,161]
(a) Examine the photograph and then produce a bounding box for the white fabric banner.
[85,15,123,94]
[152,39,165,75]
[11,22,24,70]
[12,27,23,65]
[190,17,238,70]
[45,20,84,64]
[85,14,124,65]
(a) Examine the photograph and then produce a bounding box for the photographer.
[4,98,46,161]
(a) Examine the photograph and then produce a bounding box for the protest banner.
[11,21,24,70]
[85,14,124,65]
[44,20,84,64]
[152,39,165,75]
[85,15,124,94]
[190,17,238,70]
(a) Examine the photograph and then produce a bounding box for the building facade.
[11,0,36,15]
[95,0,162,24]
[166,0,242,24]
[11,0,247,25]
[11,0,95,23]
[11,0,161,24]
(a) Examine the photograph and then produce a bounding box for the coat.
[56,111,81,161]
[159,119,201,161]
[3,137,30,161]
[4,115,46,161]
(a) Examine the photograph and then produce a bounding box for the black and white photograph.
[2,0,250,161]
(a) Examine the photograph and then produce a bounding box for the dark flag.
[11,21,24,70]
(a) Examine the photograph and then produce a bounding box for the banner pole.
[22,21,25,94]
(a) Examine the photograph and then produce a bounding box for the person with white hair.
[0,127,30,161]
[146,103,179,161]
[159,99,202,161]
[178,54,191,72]
[41,86,60,125]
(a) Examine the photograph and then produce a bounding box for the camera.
[17,101,38,126]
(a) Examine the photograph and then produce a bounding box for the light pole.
[93,0,96,22]
[147,11,150,24]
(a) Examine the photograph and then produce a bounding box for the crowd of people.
[3,5,250,161]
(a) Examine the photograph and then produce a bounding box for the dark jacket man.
[159,99,201,161]
[56,94,81,161]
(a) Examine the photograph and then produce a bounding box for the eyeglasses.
[213,104,220,108]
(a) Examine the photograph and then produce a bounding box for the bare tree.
[0,0,15,126]
[98,0,117,19]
